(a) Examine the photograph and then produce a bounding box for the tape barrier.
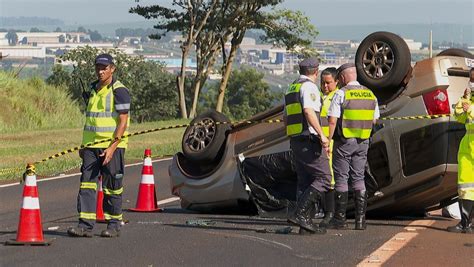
[0,114,453,176]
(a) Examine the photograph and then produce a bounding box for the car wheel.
[436,48,474,59]
[355,31,411,104]
[182,110,231,162]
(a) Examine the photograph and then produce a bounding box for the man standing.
[327,63,379,230]
[318,67,339,228]
[285,57,331,234]
[448,68,474,234]
[68,53,131,238]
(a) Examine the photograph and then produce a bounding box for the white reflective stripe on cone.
[22,196,40,209]
[143,157,152,166]
[24,175,37,186]
[141,174,155,184]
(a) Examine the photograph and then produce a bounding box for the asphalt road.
[1,159,472,266]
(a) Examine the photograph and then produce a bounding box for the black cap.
[95,53,114,66]
[299,57,319,69]
[337,63,356,75]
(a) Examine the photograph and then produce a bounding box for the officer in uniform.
[285,57,332,234]
[318,67,339,228]
[448,69,474,234]
[68,53,131,238]
[327,63,379,230]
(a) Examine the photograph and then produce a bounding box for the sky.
[0,0,473,26]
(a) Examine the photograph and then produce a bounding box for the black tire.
[182,110,231,162]
[437,48,474,59]
[355,31,411,104]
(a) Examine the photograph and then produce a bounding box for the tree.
[54,27,62,32]
[5,30,18,46]
[88,30,103,42]
[131,0,219,119]
[77,26,87,33]
[59,35,66,43]
[46,46,178,121]
[201,67,282,120]
[30,27,42,32]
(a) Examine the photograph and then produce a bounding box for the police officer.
[318,67,339,228]
[68,53,131,238]
[285,57,332,234]
[327,63,379,230]
[448,70,474,234]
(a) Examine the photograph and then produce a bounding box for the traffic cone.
[6,164,51,246]
[129,148,161,212]
[96,176,106,223]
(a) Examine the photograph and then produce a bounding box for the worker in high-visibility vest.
[327,63,379,230]
[448,68,474,234]
[318,67,339,228]
[67,53,130,238]
[285,57,331,234]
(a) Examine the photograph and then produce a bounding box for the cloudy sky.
[0,0,473,26]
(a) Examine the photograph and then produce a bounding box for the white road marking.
[0,158,172,188]
[357,219,436,266]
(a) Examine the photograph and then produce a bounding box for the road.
[1,159,472,266]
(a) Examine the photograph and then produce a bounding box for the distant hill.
[0,16,64,27]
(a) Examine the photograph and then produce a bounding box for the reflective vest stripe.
[105,91,112,112]
[85,111,119,118]
[341,86,376,139]
[80,182,97,190]
[459,183,474,188]
[103,187,124,195]
[321,90,338,136]
[84,125,117,133]
[80,212,96,220]
[286,103,302,115]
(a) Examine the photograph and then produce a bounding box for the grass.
[0,119,189,182]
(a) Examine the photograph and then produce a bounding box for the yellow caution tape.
[0,115,454,176]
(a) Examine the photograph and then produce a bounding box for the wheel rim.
[362,41,395,79]
[185,118,216,152]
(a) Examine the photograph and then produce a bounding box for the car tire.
[182,110,231,162]
[355,31,411,104]
[436,48,474,59]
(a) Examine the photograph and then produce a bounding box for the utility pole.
[429,30,433,58]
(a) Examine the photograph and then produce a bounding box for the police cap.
[299,57,319,70]
[337,63,356,76]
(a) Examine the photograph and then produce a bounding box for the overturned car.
[169,31,474,217]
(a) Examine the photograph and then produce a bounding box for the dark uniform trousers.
[290,135,332,198]
[332,138,369,192]
[78,148,125,230]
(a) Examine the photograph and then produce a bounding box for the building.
[0,46,46,59]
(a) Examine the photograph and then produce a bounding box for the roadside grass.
[0,119,189,182]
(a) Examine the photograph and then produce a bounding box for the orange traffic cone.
[129,149,161,212]
[96,176,106,223]
[6,164,51,246]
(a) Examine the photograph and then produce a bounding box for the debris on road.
[185,219,216,227]
[255,226,294,234]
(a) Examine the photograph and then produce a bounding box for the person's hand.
[462,102,470,112]
[320,135,330,155]
[464,88,471,99]
[99,147,116,166]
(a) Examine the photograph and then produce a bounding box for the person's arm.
[304,108,329,146]
[327,91,343,140]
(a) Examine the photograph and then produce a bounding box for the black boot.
[354,190,367,230]
[447,199,473,234]
[319,189,335,228]
[327,191,348,229]
[289,187,326,234]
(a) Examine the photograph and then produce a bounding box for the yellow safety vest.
[454,96,474,201]
[82,80,130,149]
[320,88,338,137]
[285,77,315,137]
[341,85,377,139]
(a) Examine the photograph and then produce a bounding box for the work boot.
[447,199,473,234]
[67,226,93,238]
[100,228,121,238]
[289,187,326,234]
[354,190,368,230]
[327,191,348,229]
[319,189,335,228]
